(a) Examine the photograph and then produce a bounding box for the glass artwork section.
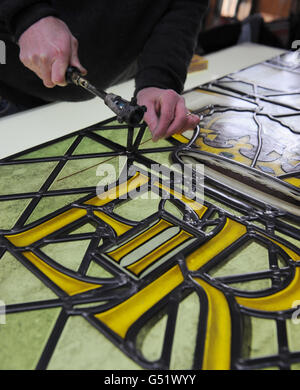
[0,53,299,370]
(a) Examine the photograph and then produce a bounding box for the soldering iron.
[66,66,147,127]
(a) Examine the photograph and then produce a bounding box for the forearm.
[135,0,208,96]
[0,0,57,41]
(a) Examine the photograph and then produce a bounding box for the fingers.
[137,87,200,142]
[143,102,159,135]
[39,57,55,88]
[152,90,178,141]
[176,110,200,135]
[22,41,86,88]
[51,55,70,86]
[52,38,87,86]
[152,90,200,141]
[18,17,86,88]
[163,97,188,139]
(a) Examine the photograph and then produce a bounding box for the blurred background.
[196,0,300,54]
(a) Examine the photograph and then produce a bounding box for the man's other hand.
[18,16,87,88]
[136,87,200,141]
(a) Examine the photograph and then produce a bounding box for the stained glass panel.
[0,52,299,370]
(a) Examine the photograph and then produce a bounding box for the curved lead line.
[251,82,264,169]
[251,110,263,169]
[5,208,88,247]
[186,218,248,272]
[236,233,300,312]
[236,268,300,312]
[22,251,102,296]
[186,124,201,148]
[93,210,132,237]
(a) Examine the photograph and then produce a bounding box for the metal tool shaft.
[66,66,147,127]
[66,67,107,100]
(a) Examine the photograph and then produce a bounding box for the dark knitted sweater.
[0,0,208,105]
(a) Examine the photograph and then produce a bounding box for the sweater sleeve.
[0,1,58,41]
[134,0,208,96]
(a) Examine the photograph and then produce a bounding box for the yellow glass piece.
[127,230,193,276]
[194,277,231,370]
[195,134,254,166]
[186,218,247,271]
[284,177,300,188]
[195,125,286,176]
[95,265,184,338]
[154,182,208,217]
[236,268,300,312]
[172,134,189,144]
[5,173,149,248]
[107,219,173,262]
[23,251,101,296]
[196,88,219,96]
[85,172,149,207]
[93,210,132,236]
[6,208,87,247]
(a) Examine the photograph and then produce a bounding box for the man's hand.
[136,87,200,141]
[18,16,87,88]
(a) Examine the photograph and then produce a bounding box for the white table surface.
[0,43,285,159]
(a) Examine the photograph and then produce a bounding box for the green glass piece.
[137,312,167,362]
[25,194,86,225]
[47,316,141,370]
[73,301,108,309]
[139,127,172,149]
[0,198,31,230]
[275,230,300,249]
[120,226,180,268]
[170,292,200,370]
[286,319,300,352]
[86,260,114,279]
[0,162,57,196]
[209,240,270,278]
[94,124,143,148]
[0,251,57,305]
[93,128,129,147]
[242,315,278,359]
[15,137,76,159]
[113,192,161,222]
[69,222,97,235]
[0,308,61,369]
[50,156,127,191]
[73,137,113,155]
[164,200,184,220]
[277,255,287,268]
[229,279,271,292]
[41,240,91,271]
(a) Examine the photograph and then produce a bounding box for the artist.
[0,0,208,141]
